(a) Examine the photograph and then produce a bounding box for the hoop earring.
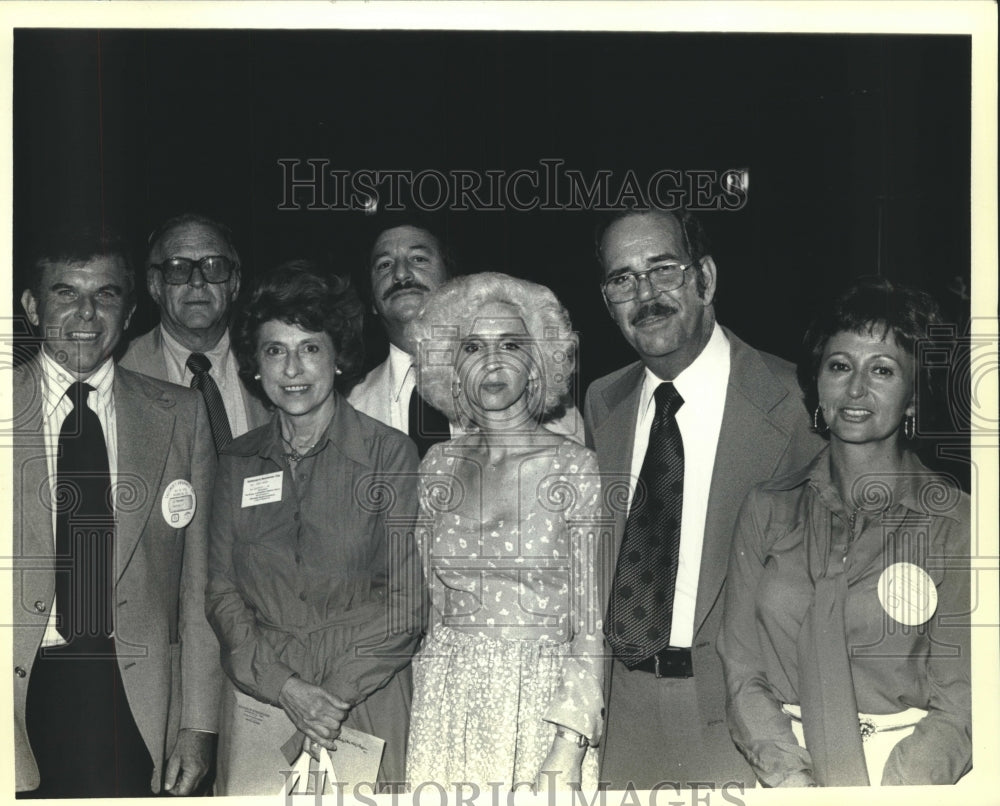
[904,414,915,440]
[812,406,828,434]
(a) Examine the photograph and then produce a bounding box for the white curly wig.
[406,272,577,427]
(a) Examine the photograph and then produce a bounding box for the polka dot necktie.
[607,382,684,666]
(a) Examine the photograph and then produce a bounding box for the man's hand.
[278,676,351,753]
[164,728,214,796]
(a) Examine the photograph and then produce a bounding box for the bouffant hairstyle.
[798,276,944,426]
[406,272,577,427]
[233,260,365,402]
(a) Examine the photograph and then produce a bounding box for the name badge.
[161,479,197,528]
[242,471,283,508]
[878,562,938,626]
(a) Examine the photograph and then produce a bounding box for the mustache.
[383,279,431,301]
[630,301,678,326]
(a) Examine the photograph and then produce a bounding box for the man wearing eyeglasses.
[121,213,269,448]
[584,209,821,789]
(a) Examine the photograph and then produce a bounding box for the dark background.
[12,29,972,481]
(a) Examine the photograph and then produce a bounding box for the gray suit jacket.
[120,325,271,432]
[11,358,224,792]
[583,327,823,775]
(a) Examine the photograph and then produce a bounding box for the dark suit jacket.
[120,325,271,432]
[583,327,824,776]
[11,358,223,793]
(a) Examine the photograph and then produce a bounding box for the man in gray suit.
[11,227,222,796]
[584,209,822,789]
[121,213,269,444]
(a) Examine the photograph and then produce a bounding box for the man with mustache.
[350,215,585,456]
[121,213,269,449]
[347,215,455,457]
[584,209,822,789]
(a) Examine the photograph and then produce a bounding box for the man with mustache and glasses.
[121,213,270,451]
[583,209,821,789]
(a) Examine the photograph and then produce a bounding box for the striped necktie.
[186,352,233,453]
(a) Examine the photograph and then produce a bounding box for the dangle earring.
[903,413,916,440]
[812,405,829,434]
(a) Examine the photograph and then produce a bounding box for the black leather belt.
[632,646,693,678]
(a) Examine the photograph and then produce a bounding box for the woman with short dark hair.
[207,260,424,794]
[719,277,971,787]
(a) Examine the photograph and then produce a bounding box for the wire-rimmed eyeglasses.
[602,261,696,303]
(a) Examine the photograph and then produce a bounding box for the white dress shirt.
[626,323,730,648]
[159,326,250,438]
[38,351,118,647]
[386,342,418,434]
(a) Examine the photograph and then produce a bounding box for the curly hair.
[232,260,365,402]
[798,276,944,429]
[406,272,577,427]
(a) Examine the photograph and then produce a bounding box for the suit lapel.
[113,369,176,580]
[693,334,792,636]
[12,360,54,566]
[593,362,644,609]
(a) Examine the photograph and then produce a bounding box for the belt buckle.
[858,717,877,742]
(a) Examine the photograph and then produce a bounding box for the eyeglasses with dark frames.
[150,255,237,285]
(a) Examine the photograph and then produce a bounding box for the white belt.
[781,703,928,742]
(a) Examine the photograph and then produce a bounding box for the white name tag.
[161,479,197,528]
[242,471,283,508]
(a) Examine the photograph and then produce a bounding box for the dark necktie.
[408,385,451,459]
[607,382,685,666]
[187,352,233,453]
[55,381,114,643]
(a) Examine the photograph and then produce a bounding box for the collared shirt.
[386,342,417,434]
[38,351,118,647]
[205,397,425,708]
[718,447,971,786]
[626,322,730,647]
[159,326,250,438]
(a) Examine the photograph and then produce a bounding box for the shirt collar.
[765,444,961,522]
[639,321,729,415]
[388,342,415,403]
[39,349,115,418]
[231,393,376,469]
[160,325,232,374]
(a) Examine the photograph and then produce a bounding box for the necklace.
[281,433,316,463]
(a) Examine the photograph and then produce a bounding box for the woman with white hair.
[404,272,604,791]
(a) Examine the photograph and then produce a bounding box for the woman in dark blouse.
[718,278,970,787]
[206,261,424,794]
